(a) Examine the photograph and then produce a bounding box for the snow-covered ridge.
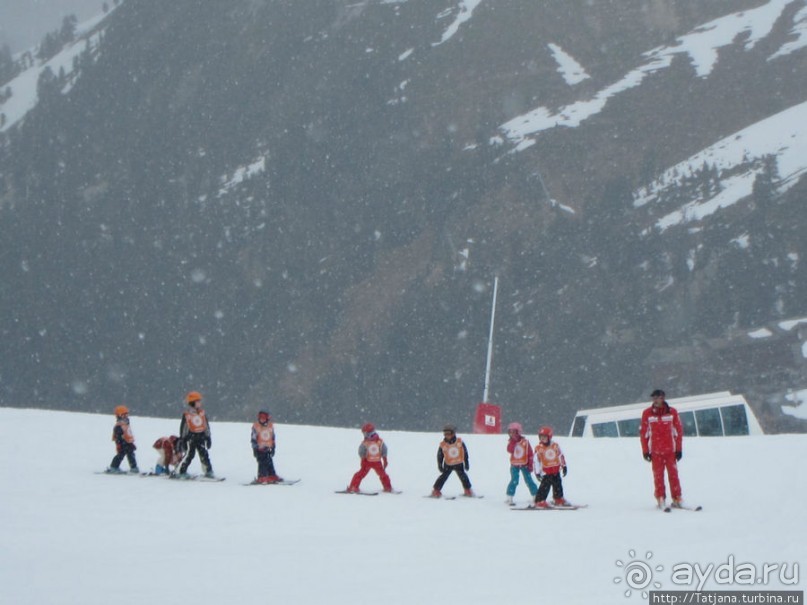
[218,155,267,195]
[499,0,803,151]
[634,99,807,231]
[548,43,590,86]
[432,0,485,47]
[0,5,120,133]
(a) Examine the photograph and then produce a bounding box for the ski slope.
[1,407,804,605]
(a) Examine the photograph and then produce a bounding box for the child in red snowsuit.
[640,389,684,508]
[347,423,393,493]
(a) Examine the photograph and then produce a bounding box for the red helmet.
[361,422,375,434]
[538,426,553,439]
[114,405,129,417]
[258,410,271,422]
[186,391,202,404]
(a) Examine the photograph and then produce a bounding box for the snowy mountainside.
[1,407,805,605]
[499,0,807,150]
[0,6,119,133]
[0,0,806,433]
[634,100,807,232]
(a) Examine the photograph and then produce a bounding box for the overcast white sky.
[0,0,105,52]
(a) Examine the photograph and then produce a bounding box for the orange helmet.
[114,405,129,417]
[186,391,202,404]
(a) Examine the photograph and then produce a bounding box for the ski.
[663,504,702,512]
[334,490,378,496]
[444,494,484,500]
[169,474,226,482]
[94,470,141,476]
[244,479,301,486]
[380,490,403,494]
[512,504,587,511]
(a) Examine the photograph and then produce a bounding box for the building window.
[720,405,749,436]
[617,418,641,437]
[592,422,618,437]
[571,415,587,437]
[695,408,723,436]
[679,411,698,437]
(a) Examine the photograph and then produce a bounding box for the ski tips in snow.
[334,489,379,496]
[244,479,301,486]
[169,474,226,482]
[663,504,702,512]
[512,503,587,511]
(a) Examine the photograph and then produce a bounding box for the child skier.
[505,422,537,505]
[152,435,183,475]
[346,423,394,493]
[177,391,215,478]
[251,410,283,483]
[532,425,569,508]
[107,405,139,473]
[431,424,474,497]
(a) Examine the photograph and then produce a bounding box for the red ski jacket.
[640,403,683,455]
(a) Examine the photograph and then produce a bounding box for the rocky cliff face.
[1,0,806,431]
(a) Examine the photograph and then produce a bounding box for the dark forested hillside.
[1,0,806,432]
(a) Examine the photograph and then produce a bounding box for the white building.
[570,391,763,438]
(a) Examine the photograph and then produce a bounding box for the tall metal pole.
[482,276,499,403]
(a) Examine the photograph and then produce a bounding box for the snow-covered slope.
[1,408,804,605]
[635,99,807,231]
[494,0,807,230]
[500,0,807,151]
[0,8,117,133]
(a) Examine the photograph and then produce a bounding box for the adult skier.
[640,389,684,509]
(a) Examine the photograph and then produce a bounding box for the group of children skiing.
[105,390,573,507]
[107,391,281,483]
[107,389,685,509]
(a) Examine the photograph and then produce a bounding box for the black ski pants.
[110,443,137,470]
[179,434,212,474]
[535,472,564,502]
[254,449,277,478]
[434,463,472,490]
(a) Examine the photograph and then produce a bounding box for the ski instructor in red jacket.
[640,389,684,509]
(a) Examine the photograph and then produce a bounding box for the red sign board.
[473,402,501,434]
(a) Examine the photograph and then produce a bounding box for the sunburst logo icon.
[614,549,664,598]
